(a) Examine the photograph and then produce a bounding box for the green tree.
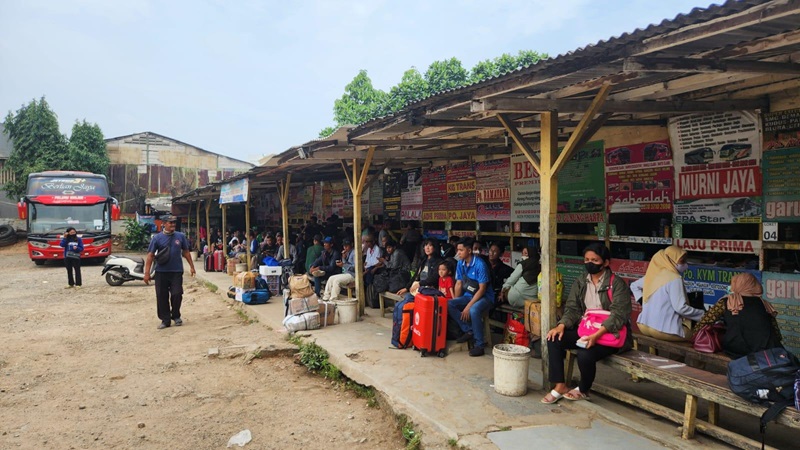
[3,97,68,199]
[470,50,548,83]
[318,126,336,138]
[67,120,109,175]
[332,70,388,126]
[424,57,468,95]
[384,67,429,114]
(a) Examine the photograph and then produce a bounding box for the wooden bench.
[634,333,731,374]
[565,349,800,449]
[378,291,403,318]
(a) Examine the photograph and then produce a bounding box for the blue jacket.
[59,237,84,258]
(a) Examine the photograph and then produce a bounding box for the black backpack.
[727,347,799,449]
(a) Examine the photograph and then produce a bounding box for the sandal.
[564,388,588,401]
[540,389,564,404]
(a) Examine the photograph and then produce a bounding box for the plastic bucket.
[334,298,358,324]
[190,251,198,261]
[493,344,531,396]
[235,263,247,272]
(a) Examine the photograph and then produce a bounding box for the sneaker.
[469,346,485,357]
[157,322,170,329]
[312,270,326,277]
[174,318,183,326]
[456,332,474,344]
[65,285,74,289]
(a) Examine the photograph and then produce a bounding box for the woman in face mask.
[59,227,84,289]
[634,245,704,342]
[542,243,632,403]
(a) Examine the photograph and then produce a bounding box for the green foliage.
[68,120,110,175]
[122,217,150,251]
[397,415,422,450]
[324,49,547,131]
[2,97,110,199]
[297,340,341,380]
[424,57,469,95]
[3,97,68,198]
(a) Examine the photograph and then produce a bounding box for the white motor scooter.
[102,255,154,286]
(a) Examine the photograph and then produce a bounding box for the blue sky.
[0,0,709,163]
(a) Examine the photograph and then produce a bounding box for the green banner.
[762,146,800,223]
[557,141,605,221]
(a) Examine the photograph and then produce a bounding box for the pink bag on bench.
[577,309,627,348]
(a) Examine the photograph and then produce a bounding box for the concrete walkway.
[194,266,732,450]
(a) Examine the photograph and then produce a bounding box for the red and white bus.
[17,171,120,265]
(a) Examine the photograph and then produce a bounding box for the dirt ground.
[0,242,406,450]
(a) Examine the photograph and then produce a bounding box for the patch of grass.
[287,334,304,346]
[202,280,218,293]
[345,380,377,408]
[498,425,511,431]
[234,307,257,324]
[397,414,422,450]
[292,339,378,407]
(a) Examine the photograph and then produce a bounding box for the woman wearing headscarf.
[499,243,539,308]
[694,273,782,358]
[634,245,705,341]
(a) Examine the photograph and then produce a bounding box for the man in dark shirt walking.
[144,216,196,329]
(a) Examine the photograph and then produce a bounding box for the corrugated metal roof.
[105,131,255,168]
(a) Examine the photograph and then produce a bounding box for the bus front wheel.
[33,260,45,266]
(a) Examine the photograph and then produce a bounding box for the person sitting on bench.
[542,243,631,403]
[321,238,355,301]
[634,245,704,342]
[499,242,539,308]
[395,238,442,302]
[694,273,782,358]
[447,237,495,357]
[308,237,341,297]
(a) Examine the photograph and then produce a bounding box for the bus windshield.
[28,203,111,234]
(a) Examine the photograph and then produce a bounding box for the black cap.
[162,215,177,223]
[342,238,353,246]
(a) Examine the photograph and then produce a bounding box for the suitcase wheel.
[437,350,447,358]
[420,350,428,357]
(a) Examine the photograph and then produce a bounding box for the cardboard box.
[318,301,337,326]
[234,271,256,289]
[259,266,282,276]
[288,294,319,316]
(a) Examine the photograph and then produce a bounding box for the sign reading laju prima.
[761,271,800,356]
[674,238,761,254]
[762,107,800,223]
[422,165,447,221]
[557,140,606,223]
[605,140,674,213]
[510,153,541,222]
[446,161,476,221]
[400,168,422,221]
[670,111,763,223]
[219,178,249,204]
[475,158,510,221]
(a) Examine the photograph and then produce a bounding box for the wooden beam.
[340,160,355,192]
[349,138,506,146]
[278,173,292,260]
[539,111,558,389]
[473,96,768,114]
[291,146,511,162]
[245,196,251,270]
[623,57,800,75]
[552,84,611,174]
[497,113,541,173]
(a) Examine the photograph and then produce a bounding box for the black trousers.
[65,257,82,286]
[547,327,618,394]
[154,272,183,323]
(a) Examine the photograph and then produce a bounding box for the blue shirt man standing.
[144,216,195,329]
[447,237,495,356]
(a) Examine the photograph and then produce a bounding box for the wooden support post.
[221,204,228,257]
[344,147,375,315]
[539,111,559,389]
[187,201,192,247]
[205,200,211,251]
[683,394,699,439]
[708,401,720,426]
[245,196,251,270]
[278,173,292,260]
[196,200,202,252]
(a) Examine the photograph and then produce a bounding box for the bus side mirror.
[111,203,121,221]
[17,201,26,220]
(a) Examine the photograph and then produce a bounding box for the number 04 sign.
[763,222,778,241]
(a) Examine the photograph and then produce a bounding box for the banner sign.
[669,111,762,201]
[674,197,762,224]
[400,168,422,221]
[683,265,762,307]
[422,166,447,222]
[383,169,402,221]
[557,141,605,223]
[369,177,383,217]
[605,140,674,213]
[762,271,800,356]
[674,238,761,254]
[475,158,510,221]
[330,181,344,216]
[510,153,541,222]
[446,161,476,222]
[609,259,649,331]
[762,108,800,223]
[219,178,249,204]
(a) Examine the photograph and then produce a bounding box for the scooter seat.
[114,255,144,264]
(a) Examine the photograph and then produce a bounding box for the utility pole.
[145,132,151,198]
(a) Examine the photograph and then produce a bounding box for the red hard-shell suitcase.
[213,250,225,272]
[411,293,448,357]
[204,254,215,272]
